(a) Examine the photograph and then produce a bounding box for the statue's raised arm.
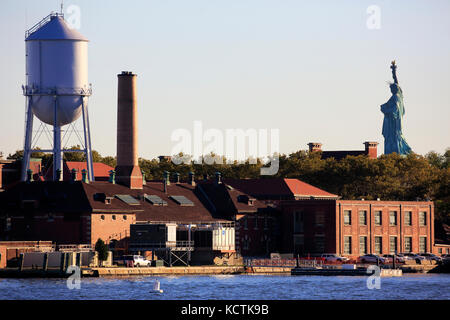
[390,60,398,84]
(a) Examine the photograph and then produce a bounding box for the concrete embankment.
[89,266,246,277]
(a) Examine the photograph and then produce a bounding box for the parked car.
[120,255,152,267]
[396,253,413,261]
[359,254,387,264]
[320,254,349,263]
[419,253,442,262]
[382,254,405,263]
[401,253,425,263]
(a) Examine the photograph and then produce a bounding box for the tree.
[95,238,109,266]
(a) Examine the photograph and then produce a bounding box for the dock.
[291,267,403,277]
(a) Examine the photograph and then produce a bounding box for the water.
[0,274,449,300]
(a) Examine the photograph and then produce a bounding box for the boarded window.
[404,237,412,253]
[374,211,382,225]
[344,236,352,254]
[390,236,397,254]
[404,211,412,226]
[389,211,397,226]
[359,236,367,255]
[419,212,427,226]
[375,237,382,254]
[359,211,367,226]
[419,237,427,253]
[344,210,351,225]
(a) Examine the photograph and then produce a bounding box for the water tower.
[21,12,94,181]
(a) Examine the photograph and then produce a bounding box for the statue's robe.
[380,86,412,155]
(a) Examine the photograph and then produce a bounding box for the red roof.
[283,178,338,198]
[65,162,114,179]
[223,178,338,199]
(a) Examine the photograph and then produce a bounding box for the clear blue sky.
[1,0,449,160]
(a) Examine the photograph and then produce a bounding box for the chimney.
[141,170,146,185]
[108,170,116,184]
[364,141,378,159]
[215,172,222,185]
[115,71,143,189]
[55,169,62,182]
[70,168,78,182]
[26,169,33,183]
[189,172,195,186]
[163,171,170,186]
[81,169,89,183]
[308,142,322,153]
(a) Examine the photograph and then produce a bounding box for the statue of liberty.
[380,61,412,155]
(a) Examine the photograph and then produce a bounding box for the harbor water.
[0,274,449,300]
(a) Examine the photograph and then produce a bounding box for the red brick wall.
[336,200,434,258]
[280,200,337,255]
[235,213,277,257]
[279,199,434,257]
[9,215,85,244]
[90,213,136,246]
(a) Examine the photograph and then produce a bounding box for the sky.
[0,0,449,161]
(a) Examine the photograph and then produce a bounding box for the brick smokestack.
[115,71,143,189]
[364,141,379,159]
[308,142,322,153]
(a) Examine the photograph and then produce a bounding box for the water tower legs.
[81,97,94,182]
[21,97,34,181]
[53,97,63,181]
[20,94,95,182]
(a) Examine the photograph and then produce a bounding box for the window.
[419,237,427,253]
[242,235,250,250]
[315,236,325,253]
[344,236,352,254]
[404,237,412,253]
[294,211,304,233]
[101,215,105,220]
[243,218,248,230]
[374,211,382,225]
[254,216,258,230]
[5,217,11,231]
[315,212,325,226]
[359,211,367,226]
[123,215,127,220]
[112,215,116,220]
[359,236,367,255]
[419,212,427,226]
[344,210,351,225]
[438,248,442,254]
[389,211,397,226]
[390,236,397,254]
[264,216,269,230]
[404,211,412,226]
[375,237,382,254]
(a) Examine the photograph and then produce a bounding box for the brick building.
[280,199,434,257]
[308,141,379,160]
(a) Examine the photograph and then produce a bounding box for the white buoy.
[152,280,163,293]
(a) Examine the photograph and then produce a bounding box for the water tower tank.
[25,15,89,126]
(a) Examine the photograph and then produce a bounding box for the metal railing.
[25,12,64,39]
[58,244,93,252]
[244,258,324,268]
[129,241,194,248]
